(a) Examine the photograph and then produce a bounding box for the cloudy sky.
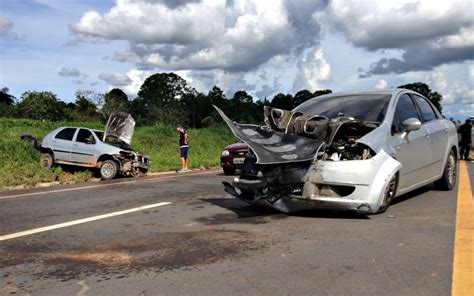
[0,0,473,119]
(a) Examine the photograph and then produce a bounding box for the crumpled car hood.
[104,112,135,145]
[214,106,324,164]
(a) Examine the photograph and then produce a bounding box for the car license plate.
[233,158,245,164]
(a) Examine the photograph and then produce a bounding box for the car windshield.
[294,94,392,122]
[93,131,120,143]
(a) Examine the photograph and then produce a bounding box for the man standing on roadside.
[458,119,472,160]
[176,124,190,172]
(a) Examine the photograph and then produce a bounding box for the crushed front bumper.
[224,150,401,214]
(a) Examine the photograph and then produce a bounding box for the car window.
[76,129,95,144]
[55,128,76,141]
[392,94,420,134]
[413,95,437,122]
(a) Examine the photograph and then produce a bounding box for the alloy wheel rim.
[101,163,115,178]
[447,154,455,186]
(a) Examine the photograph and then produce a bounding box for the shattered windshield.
[294,94,392,122]
[93,131,130,147]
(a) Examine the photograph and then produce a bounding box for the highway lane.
[0,165,471,295]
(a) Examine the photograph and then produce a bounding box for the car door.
[389,94,431,189]
[71,129,97,165]
[412,94,448,177]
[52,128,77,162]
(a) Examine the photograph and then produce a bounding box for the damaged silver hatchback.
[39,112,149,180]
[216,89,458,214]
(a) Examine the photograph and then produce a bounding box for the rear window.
[294,94,391,122]
[55,128,76,141]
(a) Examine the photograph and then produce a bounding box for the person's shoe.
[177,168,187,173]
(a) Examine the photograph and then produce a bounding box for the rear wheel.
[434,150,456,190]
[40,153,54,169]
[223,168,236,175]
[100,160,118,180]
[376,173,398,214]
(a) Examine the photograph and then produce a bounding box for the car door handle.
[73,144,78,146]
[424,134,430,138]
[444,128,448,132]
[395,145,401,150]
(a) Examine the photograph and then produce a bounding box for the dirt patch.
[0,229,264,283]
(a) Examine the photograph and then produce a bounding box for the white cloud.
[375,79,388,89]
[71,0,323,72]
[427,70,474,105]
[293,48,331,92]
[0,16,24,40]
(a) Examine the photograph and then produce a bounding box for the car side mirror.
[402,118,422,132]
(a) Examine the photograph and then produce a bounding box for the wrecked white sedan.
[39,112,149,180]
[216,89,458,214]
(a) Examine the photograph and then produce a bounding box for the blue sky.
[0,0,473,120]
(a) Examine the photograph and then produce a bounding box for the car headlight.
[221,150,230,157]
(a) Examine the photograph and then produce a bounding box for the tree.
[293,90,313,108]
[102,88,130,119]
[16,91,66,121]
[270,93,293,110]
[230,90,260,123]
[0,87,15,105]
[71,90,101,122]
[231,90,253,104]
[313,89,332,97]
[0,87,16,117]
[398,82,443,113]
[134,72,196,125]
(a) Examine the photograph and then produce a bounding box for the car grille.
[231,150,248,157]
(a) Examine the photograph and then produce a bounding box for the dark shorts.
[180,146,189,157]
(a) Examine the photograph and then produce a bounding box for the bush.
[201,116,214,128]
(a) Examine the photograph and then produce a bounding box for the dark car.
[220,142,250,175]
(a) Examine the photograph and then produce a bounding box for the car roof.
[56,127,102,133]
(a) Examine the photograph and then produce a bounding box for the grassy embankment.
[0,117,235,189]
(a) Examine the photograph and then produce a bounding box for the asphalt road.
[0,163,472,296]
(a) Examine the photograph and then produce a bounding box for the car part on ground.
[216,89,458,214]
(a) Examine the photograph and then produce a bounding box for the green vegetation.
[0,118,234,190]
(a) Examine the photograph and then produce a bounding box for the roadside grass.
[0,117,234,189]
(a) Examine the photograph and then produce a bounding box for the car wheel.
[223,168,236,175]
[434,150,456,191]
[40,153,54,169]
[100,160,118,180]
[376,173,398,214]
[137,168,148,177]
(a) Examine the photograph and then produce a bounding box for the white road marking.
[0,201,171,241]
[0,169,219,200]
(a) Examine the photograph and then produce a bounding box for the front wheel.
[40,153,54,169]
[434,150,456,190]
[376,173,398,214]
[100,160,118,180]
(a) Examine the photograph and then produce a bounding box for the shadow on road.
[391,185,432,206]
[199,197,369,225]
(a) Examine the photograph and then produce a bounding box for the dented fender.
[303,150,402,213]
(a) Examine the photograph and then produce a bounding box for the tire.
[376,173,398,214]
[40,153,54,169]
[223,168,236,175]
[434,150,457,191]
[136,168,148,177]
[100,160,118,180]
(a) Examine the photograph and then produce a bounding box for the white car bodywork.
[218,89,458,214]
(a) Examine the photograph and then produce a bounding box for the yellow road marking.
[452,161,473,295]
[0,202,171,241]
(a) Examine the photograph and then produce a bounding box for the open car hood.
[104,112,135,145]
[214,106,324,164]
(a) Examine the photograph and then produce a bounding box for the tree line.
[0,72,443,127]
